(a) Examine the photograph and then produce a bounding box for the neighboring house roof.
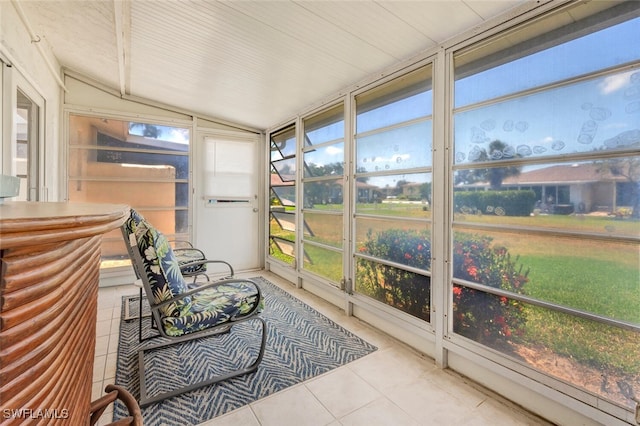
[502,163,626,185]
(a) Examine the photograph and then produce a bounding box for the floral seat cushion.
[162,282,263,337]
[132,215,262,337]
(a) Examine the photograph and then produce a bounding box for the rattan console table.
[0,202,129,425]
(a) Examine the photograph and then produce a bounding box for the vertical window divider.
[432,48,449,369]
[294,117,304,287]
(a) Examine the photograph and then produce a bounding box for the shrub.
[356,229,431,321]
[454,190,536,216]
[356,229,529,345]
[452,233,529,346]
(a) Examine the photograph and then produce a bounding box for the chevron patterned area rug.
[113,276,377,425]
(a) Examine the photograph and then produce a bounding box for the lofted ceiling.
[17,0,527,130]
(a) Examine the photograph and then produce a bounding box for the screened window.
[452,3,639,412]
[301,105,345,284]
[354,66,433,322]
[68,114,191,268]
[269,125,297,266]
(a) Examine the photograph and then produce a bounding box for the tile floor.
[93,271,552,426]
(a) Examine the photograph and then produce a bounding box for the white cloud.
[325,146,343,155]
[598,72,631,95]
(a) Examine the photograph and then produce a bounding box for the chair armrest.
[169,239,194,248]
[89,384,142,426]
[178,258,235,277]
[173,247,205,256]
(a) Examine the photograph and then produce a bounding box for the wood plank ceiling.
[17,0,527,130]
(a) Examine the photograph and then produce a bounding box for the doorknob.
[253,208,259,212]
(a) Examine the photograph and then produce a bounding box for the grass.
[456,211,640,237]
[523,255,639,323]
[524,306,640,375]
[270,208,640,377]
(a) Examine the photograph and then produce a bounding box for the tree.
[596,156,640,219]
[129,122,160,138]
[456,140,522,190]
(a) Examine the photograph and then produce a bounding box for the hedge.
[454,189,536,217]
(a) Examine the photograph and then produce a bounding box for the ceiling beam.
[113,0,131,96]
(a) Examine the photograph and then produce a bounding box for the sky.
[280,17,640,189]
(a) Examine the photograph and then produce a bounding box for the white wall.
[0,1,62,200]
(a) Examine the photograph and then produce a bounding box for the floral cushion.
[162,282,263,337]
[126,209,206,276]
[134,221,191,318]
[126,208,263,337]
[175,247,207,276]
[124,208,146,239]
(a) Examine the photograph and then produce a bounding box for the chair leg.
[138,288,143,343]
[137,316,267,407]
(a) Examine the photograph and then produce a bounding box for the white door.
[194,132,262,273]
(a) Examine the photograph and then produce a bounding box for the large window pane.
[453,227,639,323]
[304,142,344,178]
[452,5,640,414]
[356,258,430,322]
[302,105,345,284]
[303,212,343,248]
[356,121,432,172]
[454,69,640,165]
[68,114,190,267]
[304,104,344,145]
[455,13,640,108]
[357,67,432,133]
[354,65,433,321]
[454,158,640,236]
[453,288,639,411]
[303,180,343,208]
[356,172,431,217]
[303,243,343,283]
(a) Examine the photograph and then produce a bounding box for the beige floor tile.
[306,367,382,418]
[93,354,106,383]
[251,385,335,426]
[94,334,110,357]
[349,346,436,391]
[197,407,260,426]
[95,275,551,426]
[339,397,419,426]
[385,376,474,425]
[96,319,112,338]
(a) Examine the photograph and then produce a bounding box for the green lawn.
[523,255,639,323]
[270,209,639,375]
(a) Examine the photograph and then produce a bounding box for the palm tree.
[456,140,521,190]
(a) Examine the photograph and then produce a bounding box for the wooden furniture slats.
[0,202,128,425]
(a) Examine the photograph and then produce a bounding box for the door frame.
[194,127,265,272]
[1,62,46,200]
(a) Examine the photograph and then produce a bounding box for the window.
[269,125,297,266]
[354,66,433,321]
[301,105,345,284]
[452,3,639,412]
[68,114,191,268]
